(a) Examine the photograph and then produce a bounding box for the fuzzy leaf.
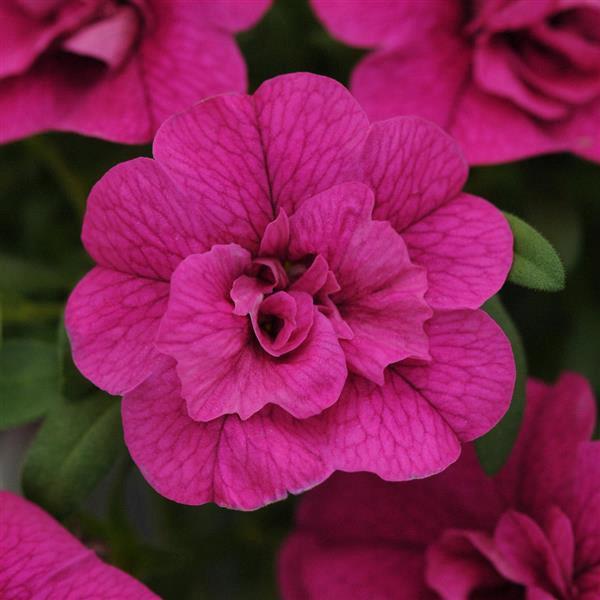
[505,212,565,291]
[476,295,527,474]
[0,339,62,430]
[22,394,124,517]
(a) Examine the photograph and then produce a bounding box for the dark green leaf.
[22,393,124,517]
[476,295,527,474]
[0,254,72,294]
[505,211,565,291]
[0,339,62,429]
[57,318,95,400]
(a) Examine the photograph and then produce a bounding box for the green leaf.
[0,254,72,294]
[0,339,62,430]
[57,318,95,401]
[476,295,527,474]
[505,211,565,291]
[22,394,124,517]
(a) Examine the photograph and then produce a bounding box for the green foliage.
[0,339,62,429]
[505,211,565,291]
[476,295,527,474]
[22,394,124,517]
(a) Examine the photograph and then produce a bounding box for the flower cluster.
[312,0,600,164]
[0,0,271,143]
[66,73,515,510]
[280,373,600,599]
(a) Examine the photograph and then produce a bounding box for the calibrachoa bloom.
[279,373,600,600]
[0,0,271,144]
[66,73,515,510]
[0,491,158,599]
[311,0,600,164]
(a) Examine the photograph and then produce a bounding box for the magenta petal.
[156,246,347,420]
[83,158,209,280]
[450,85,564,164]
[61,5,139,69]
[350,37,472,126]
[296,447,503,551]
[492,510,569,597]
[497,373,596,517]
[253,73,369,213]
[402,193,513,310]
[426,530,508,600]
[251,291,314,357]
[122,359,332,509]
[289,181,431,383]
[473,36,569,121]
[0,492,157,599]
[397,310,515,442]
[259,209,290,257]
[310,0,461,48]
[279,532,429,600]
[65,267,168,395]
[362,117,468,232]
[153,94,274,253]
[325,373,462,481]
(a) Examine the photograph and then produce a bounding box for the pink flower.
[0,491,157,599]
[280,373,599,600]
[65,73,515,510]
[0,0,271,144]
[311,0,600,164]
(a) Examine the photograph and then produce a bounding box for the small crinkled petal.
[497,372,596,516]
[122,359,332,510]
[251,291,314,357]
[310,0,461,48]
[253,73,369,214]
[83,157,210,280]
[65,267,168,395]
[402,193,513,310]
[0,492,158,599]
[279,532,430,600]
[361,117,469,232]
[325,373,462,481]
[156,245,347,421]
[259,209,290,257]
[153,93,273,253]
[396,309,515,442]
[289,181,431,384]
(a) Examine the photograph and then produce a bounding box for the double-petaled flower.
[66,73,515,510]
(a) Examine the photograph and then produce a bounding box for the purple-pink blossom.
[311,0,600,164]
[0,491,158,599]
[0,0,271,144]
[280,372,600,600]
[66,73,515,510]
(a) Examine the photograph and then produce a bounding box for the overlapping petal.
[122,358,331,509]
[0,492,158,599]
[156,245,347,421]
[288,181,431,383]
[65,267,168,395]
